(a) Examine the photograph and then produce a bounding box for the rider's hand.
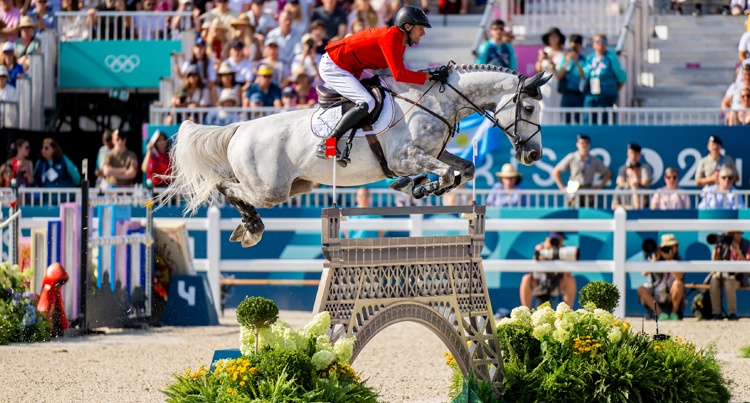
[429,66,449,84]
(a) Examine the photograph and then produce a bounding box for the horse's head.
[493,71,550,166]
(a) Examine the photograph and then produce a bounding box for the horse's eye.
[524,105,534,113]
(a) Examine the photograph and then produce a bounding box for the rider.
[314,5,449,159]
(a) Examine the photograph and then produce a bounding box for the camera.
[706,233,733,246]
[306,39,314,47]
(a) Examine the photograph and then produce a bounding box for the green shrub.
[236,296,279,353]
[740,345,750,359]
[0,262,52,345]
[578,281,620,313]
[256,349,315,391]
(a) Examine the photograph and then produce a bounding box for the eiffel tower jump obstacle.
[313,205,504,397]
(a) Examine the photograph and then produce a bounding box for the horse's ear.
[538,74,552,87]
[524,72,544,87]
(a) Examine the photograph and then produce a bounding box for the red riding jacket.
[325,26,427,85]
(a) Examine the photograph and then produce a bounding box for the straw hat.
[18,16,36,30]
[230,14,251,28]
[495,163,522,184]
[218,88,237,104]
[660,233,678,248]
[216,63,235,75]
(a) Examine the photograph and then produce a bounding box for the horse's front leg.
[434,152,475,195]
[390,146,454,198]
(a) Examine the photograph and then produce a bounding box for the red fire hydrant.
[36,262,70,336]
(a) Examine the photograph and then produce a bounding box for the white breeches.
[319,53,376,113]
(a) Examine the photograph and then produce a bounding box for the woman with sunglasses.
[650,167,690,210]
[736,88,750,125]
[582,34,627,124]
[33,138,81,188]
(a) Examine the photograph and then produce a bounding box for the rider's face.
[409,25,426,44]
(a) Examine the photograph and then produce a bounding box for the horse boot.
[315,102,370,161]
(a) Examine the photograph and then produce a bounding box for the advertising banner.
[59,41,181,89]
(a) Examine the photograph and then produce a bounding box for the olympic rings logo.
[104,54,141,73]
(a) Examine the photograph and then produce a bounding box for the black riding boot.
[315,103,370,159]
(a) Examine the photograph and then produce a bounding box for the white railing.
[56,11,194,42]
[8,187,750,210]
[150,105,750,126]
[184,206,750,319]
[0,100,20,129]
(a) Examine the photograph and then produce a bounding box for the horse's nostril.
[529,150,540,161]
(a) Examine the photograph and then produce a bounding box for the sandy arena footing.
[1,311,748,403]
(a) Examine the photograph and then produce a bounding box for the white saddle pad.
[310,82,395,139]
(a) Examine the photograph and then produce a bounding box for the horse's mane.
[450,63,527,80]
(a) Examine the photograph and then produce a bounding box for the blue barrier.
[162,275,219,326]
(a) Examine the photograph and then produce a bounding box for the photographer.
[637,234,684,320]
[520,232,577,308]
[708,230,749,320]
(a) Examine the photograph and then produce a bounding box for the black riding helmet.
[395,6,431,46]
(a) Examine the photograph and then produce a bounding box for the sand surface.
[1,312,748,403]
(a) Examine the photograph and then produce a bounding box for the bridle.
[442,69,542,152]
[383,64,541,156]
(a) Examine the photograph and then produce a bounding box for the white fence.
[56,11,195,42]
[189,206,750,319]
[150,104,750,126]
[7,187,750,210]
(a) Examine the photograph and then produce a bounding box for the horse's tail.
[159,120,240,214]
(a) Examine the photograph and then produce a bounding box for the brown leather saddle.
[315,76,385,131]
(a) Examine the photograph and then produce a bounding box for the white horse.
[162,64,548,247]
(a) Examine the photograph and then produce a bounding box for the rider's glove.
[429,66,449,84]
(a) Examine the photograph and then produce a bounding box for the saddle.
[315,76,385,131]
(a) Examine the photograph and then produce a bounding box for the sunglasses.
[260,74,273,78]
[665,175,677,179]
[594,39,607,44]
[720,176,732,180]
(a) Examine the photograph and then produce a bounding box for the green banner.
[59,40,181,89]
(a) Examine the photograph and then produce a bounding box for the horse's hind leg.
[390,146,455,198]
[216,181,265,248]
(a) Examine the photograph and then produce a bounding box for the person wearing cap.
[214,62,240,106]
[1,42,22,87]
[722,64,750,126]
[695,135,737,187]
[223,40,254,86]
[0,66,18,124]
[698,165,745,210]
[229,15,263,61]
[535,27,565,114]
[280,85,297,108]
[708,230,749,321]
[314,5,444,160]
[637,233,684,321]
[14,16,41,70]
[582,33,627,124]
[265,10,303,66]
[651,167,691,210]
[552,134,612,207]
[247,0,278,39]
[102,130,138,188]
[520,231,577,308]
[615,142,653,188]
[486,163,527,207]
[476,19,516,69]
[612,160,647,210]
[258,41,290,87]
[311,0,348,45]
[177,37,217,84]
[244,64,282,107]
[141,130,171,187]
[205,88,242,125]
[554,34,586,123]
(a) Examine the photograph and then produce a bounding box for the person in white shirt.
[264,10,303,66]
[204,88,242,126]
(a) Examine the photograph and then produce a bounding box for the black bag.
[691,289,712,320]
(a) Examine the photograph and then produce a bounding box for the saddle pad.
[310,88,395,139]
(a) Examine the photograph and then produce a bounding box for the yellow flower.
[240,381,245,386]
[226,387,233,393]
[184,368,192,377]
[242,375,248,381]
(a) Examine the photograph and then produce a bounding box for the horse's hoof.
[240,230,262,248]
[229,224,245,242]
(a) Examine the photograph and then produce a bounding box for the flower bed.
[0,262,52,345]
[163,297,378,402]
[447,302,732,403]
